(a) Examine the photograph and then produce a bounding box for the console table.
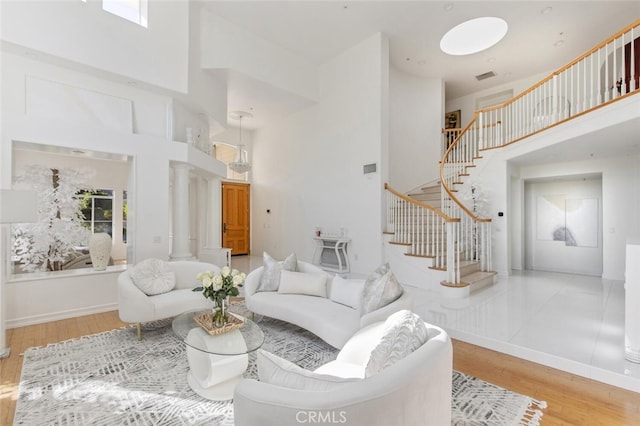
[313,236,350,274]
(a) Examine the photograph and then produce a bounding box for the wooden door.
[221,182,250,255]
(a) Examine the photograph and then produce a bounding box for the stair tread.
[461,270,497,283]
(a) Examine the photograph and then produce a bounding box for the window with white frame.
[102,0,148,27]
[213,143,249,181]
[80,190,114,236]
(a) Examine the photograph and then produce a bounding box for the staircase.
[385,182,495,296]
[384,19,639,297]
[407,184,441,207]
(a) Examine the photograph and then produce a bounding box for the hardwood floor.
[1,311,639,425]
[453,341,640,425]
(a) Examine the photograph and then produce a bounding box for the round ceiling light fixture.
[440,17,508,56]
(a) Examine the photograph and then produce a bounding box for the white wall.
[251,33,389,275]
[6,269,123,328]
[516,156,639,280]
[446,71,550,128]
[0,51,223,326]
[200,9,318,102]
[473,96,640,280]
[1,52,171,138]
[524,178,603,276]
[1,0,190,93]
[389,67,443,193]
[1,50,177,258]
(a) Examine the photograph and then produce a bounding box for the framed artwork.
[444,110,461,129]
[536,195,598,248]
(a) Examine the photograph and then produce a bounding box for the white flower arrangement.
[193,266,245,304]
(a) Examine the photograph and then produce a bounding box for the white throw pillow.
[360,263,403,314]
[130,258,176,296]
[257,252,298,292]
[329,275,364,309]
[278,270,327,298]
[257,349,358,391]
[364,310,429,377]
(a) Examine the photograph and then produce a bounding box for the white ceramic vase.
[89,233,112,271]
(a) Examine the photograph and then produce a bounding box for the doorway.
[523,175,603,276]
[221,182,250,255]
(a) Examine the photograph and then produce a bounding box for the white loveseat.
[244,260,413,349]
[234,317,453,426]
[118,260,220,338]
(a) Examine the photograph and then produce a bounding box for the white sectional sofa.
[243,260,413,349]
[234,315,453,426]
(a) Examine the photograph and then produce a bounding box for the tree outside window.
[80,190,114,236]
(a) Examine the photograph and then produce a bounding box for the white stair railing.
[384,183,462,284]
[478,19,639,151]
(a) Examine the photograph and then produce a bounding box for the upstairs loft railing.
[443,19,640,186]
[480,21,638,152]
[386,20,639,287]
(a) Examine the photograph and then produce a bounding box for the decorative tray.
[194,312,244,336]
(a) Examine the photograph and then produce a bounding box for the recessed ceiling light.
[541,6,553,15]
[444,3,454,12]
[553,40,565,47]
[440,17,508,56]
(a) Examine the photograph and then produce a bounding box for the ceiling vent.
[475,71,496,81]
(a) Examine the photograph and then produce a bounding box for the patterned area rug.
[15,312,546,425]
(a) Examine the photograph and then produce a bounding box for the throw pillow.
[257,252,298,292]
[364,310,429,377]
[360,263,403,314]
[278,270,327,298]
[257,349,358,391]
[129,258,176,296]
[329,275,365,310]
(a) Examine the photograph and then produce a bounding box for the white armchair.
[234,319,453,426]
[118,260,220,339]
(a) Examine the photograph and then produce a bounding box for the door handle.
[223,223,227,233]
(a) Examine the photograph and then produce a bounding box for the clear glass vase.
[212,298,228,328]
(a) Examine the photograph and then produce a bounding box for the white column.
[207,177,222,248]
[170,163,193,260]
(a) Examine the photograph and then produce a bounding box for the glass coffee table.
[172,309,264,401]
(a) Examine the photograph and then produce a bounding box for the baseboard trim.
[7,303,119,329]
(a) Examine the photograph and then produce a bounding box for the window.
[80,190,114,236]
[213,143,249,181]
[102,0,148,27]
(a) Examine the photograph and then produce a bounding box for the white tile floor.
[233,256,640,393]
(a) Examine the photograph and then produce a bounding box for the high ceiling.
[205,1,639,129]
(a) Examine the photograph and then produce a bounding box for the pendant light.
[228,110,252,173]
